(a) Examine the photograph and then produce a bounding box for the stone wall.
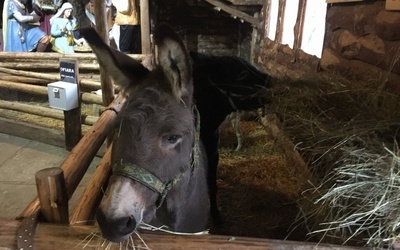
[321,1,400,92]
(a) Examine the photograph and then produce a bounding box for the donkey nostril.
[127,216,132,227]
[125,215,137,232]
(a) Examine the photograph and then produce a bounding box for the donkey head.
[82,24,197,243]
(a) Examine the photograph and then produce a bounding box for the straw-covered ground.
[254,62,400,248]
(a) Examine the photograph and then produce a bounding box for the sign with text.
[59,59,79,84]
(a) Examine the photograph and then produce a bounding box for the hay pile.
[214,120,308,240]
[268,70,400,247]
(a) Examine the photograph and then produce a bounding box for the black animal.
[82,24,209,243]
[190,51,271,223]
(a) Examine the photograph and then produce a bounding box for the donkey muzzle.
[96,208,137,243]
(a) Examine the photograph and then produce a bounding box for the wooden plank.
[275,0,286,44]
[140,0,152,54]
[293,0,307,51]
[225,0,263,5]
[0,52,100,60]
[0,218,368,249]
[93,0,114,108]
[0,62,100,71]
[0,117,65,148]
[0,100,99,126]
[203,0,260,25]
[0,80,103,105]
[0,67,101,90]
[262,0,271,39]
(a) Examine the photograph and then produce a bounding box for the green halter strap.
[112,105,201,209]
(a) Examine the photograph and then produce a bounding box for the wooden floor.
[0,218,369,250]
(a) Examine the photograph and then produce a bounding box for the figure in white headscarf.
[49,2,81,53]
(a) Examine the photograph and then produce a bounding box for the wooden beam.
[0,67,101,90]
[0,218,368,250]
[93,0,114,107]
[261,0,271,39]
[0,100,99,126]
[0,80,103,105]
[225,0,263,5]
[275,0,286,44]
[293,0,307,52]
[0,118,65,148]
[203,0,260,25]
[140,0,151,54]
[0,52,100,60]
[0,52,147,60]
[0,62,100,71]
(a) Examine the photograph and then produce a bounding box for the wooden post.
[293,0,307,62]
[250,12,260,64]
[93,0,114,107]
[60,59,82,151]
[140,0,151,54]
[69,145,113,225]
[275,0,286,44]
[35,168,69,224]
[64,109,82,151]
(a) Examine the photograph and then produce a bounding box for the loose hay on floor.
[266,70,400,247]
[214,120,308,240]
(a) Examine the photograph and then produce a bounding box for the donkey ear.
[153,23,193,102]
[80,28,149,92]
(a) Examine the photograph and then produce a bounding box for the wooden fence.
[0,52,369,249]
[0,52,147,148]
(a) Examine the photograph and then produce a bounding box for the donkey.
[190,51,271,224]
[81,24,209,243]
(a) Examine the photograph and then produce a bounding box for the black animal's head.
[190,51,271,131]
[191,51,270,110]
[82,24,196,243]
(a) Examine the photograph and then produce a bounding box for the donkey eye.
[166,135,181,144]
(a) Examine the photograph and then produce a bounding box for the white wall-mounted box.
[48,81,79,111]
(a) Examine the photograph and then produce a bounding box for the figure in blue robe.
[49,2,78,54]
[3,0,49,52]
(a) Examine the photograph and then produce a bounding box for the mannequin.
[112,0,141,54]
[3,0,49,52]
[49,2,81,53]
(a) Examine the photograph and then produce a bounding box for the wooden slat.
[293,0,307,51]
[0,52,147,60]
[275,0,286,44]
[0,218,368,250]
[203,0,260,25]
[0,100,99,126]
[225,0,263,5]
[140,0,152,54]
[0,67,101,90]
